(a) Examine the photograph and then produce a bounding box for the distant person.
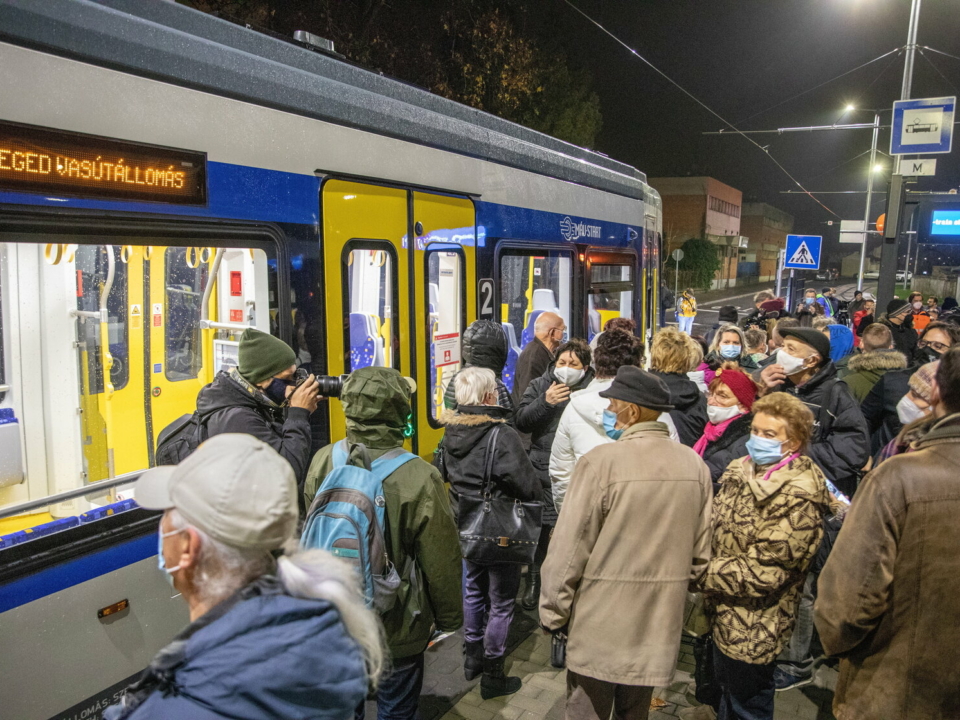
[661,281,675,328]
[796,289,824,327]
[105,434,382,720]
[879,299,918,359]
[196,328,318,493]
[541,367,712,720]
[926,296,940,314]
[816,288,835,318]
[513,311,565,405]
[744,328,769,364]
[444,320,512,413]
[740,290,785,332]
[649,327,708,447]
[816,348,960,719]
[852,298,876,345]
[676,288,698,335]
[589,316,636,350]
[908,291,931,332]
[840,323,907,402]
[705,305,739,347]
[846,290,866,318]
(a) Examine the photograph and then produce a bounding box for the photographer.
[197,329,318,493]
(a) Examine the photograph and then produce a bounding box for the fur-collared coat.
[840,349,908,403]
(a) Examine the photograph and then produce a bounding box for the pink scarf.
[693,414,743,457]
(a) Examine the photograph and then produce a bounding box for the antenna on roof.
[293,31,335,54]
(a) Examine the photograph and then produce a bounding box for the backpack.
[155,411,210,465]
[301,440,417,612]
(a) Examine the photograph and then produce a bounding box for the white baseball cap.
[136,434,298,551]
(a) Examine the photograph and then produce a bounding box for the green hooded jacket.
[303,368,463,659]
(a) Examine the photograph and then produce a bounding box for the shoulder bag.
[458,426,542,565]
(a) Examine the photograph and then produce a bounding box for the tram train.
[0,2,662,718]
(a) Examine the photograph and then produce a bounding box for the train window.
[343,243,397,371]
[0,248,5,403]
[588,260,635,340]
[426,250,464,424]
[0,237,279,540]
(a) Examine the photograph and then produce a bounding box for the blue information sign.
[784,234,822,270]
[891,96,955,156]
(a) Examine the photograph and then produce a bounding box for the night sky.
[554,0,960,264]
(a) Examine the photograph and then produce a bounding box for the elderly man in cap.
[880,297,919,359]
[759,327,869,498]
[540,366,713,720]
[105,434,382,720]
[197,328,320,492]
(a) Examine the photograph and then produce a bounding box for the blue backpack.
[301,440,417,612]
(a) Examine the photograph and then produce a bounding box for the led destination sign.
[0,121,206,204]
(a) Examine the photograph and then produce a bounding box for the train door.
[411,192,475,455]
[643,215,661,340]
[585,249,638,342]
[321,180,409,444]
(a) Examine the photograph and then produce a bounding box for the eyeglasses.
[919,339,949,354]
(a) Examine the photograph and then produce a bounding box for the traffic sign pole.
[858,113,880,292]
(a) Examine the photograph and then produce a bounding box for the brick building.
[740,202,794,283]
[648,176,745,289]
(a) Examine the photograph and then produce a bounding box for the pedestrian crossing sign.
[784,234,822,270]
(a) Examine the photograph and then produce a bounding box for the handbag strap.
[481,425,501,498]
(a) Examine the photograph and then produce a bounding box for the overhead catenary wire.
[918,48,960,96]
[560,0,841,218]
[922,46,960,64]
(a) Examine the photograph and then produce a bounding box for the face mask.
[719,345,741,359]
[158,527,183,586]
[775,348,810,376]
[707,403,741,425]
[746,434,785,465]
[602,409,624,440]
[555,366,585,387]
[896,395,929,425]
[804,297,815,305]
[264,377,292,405]
[913,302,923,310]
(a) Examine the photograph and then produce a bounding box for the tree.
[678,237,721,291]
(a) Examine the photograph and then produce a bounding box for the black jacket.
[651,370,708,448]
[461,319,508,373]
[861,366,914,456]
[441,406,539,521]
[512,338,555,406]
[881,318,919,359]
[196,371,313,489]
[514,365,595,526]
[768,361,870,497]
[701,412,753,485]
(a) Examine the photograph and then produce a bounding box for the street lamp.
[873,164,884,173]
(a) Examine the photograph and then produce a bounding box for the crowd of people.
[107,285,960,720]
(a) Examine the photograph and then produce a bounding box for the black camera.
[293,368,348,397]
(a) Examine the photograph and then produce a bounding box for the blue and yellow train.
[0,2,662,717]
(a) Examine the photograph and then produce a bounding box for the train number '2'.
[478,278,494,318]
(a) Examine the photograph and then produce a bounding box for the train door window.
[76,245,130,393]
[343,242,397,371]
[0,250,5,403]
[426,249,464,423]
[587,256,635,341]
[164,247,208,382]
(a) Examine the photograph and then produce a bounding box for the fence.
[910,276,960,301]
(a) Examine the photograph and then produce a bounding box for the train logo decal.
[560,216,602,241]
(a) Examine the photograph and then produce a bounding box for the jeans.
[714,645,775,720]
[678,315,695,334]
[463,560,522,658]
[779,574,815,667]
[356,653,424,720]
[565,670,653,720]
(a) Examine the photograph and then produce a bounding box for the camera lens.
[316,374,347,397]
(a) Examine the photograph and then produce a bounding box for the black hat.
[718,305,739,323]
[599,366,674,412]
[778,327,830,362]
[886,298,910,316]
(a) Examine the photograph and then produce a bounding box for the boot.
[521,567,540,611]
[463,640,484,681]
[480,656,522,700]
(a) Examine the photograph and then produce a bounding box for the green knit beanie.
[237,329,296,384]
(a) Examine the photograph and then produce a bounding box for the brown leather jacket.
[815,413,960,719]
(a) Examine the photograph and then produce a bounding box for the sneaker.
[774,665,814,692]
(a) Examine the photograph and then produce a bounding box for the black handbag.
[458,426,542,565]
[693,633,722,707]
[550,629,567,668]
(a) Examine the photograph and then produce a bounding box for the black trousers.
[713,644,775,720]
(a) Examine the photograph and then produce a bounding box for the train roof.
[0,0,649,202]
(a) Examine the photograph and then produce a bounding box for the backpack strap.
[333,439,373,471]
[369,448,418,484]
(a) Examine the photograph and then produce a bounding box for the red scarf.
[693,414,743,457]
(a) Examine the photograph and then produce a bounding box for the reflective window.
[76,245,129,392]
[344,244,396,371]
[427,250,464,422]
[588,260,635,340]
[164,247,207,382]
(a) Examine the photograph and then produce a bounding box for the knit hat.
[908,360,940,403]
[887,298,910,317]
[778,327,831,363]
[237,328,297,384]
[713,366,758,411]
[599,366,674,412]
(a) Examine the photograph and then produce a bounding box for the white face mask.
[554,366,585,387]
[707,403,741,425]
[913,302,923,310]
[896,395,929,425]
[776,348,809,376]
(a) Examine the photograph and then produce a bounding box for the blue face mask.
[158,527,183,586]
[746,434,784,466]
[804,297,815,305]
[602,409,623,440]
[720,345,741,359]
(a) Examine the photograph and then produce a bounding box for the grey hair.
[812,316,837,330]
[455,366,496,406]
[167,510,385,687]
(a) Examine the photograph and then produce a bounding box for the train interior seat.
[349,313,379,369]
[520,310,543,349]
[502,321,520,393]
[588,308,601,341]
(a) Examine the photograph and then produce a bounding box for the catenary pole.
[857,113,881,292]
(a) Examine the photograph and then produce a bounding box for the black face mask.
[917,347,941,364]
[264,377,293,405]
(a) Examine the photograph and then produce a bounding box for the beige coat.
[815,414,960,719]
[539,421,713,686]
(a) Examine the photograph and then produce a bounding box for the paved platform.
[369,604,840,720]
